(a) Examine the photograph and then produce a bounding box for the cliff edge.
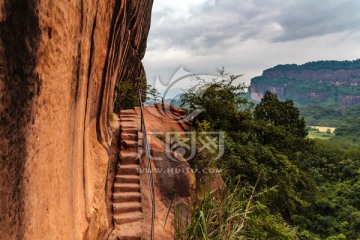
[250,60,360,106]
[0,0,153,239]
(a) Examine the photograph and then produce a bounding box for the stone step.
[121,121,138,129]
[121,122,138,128]
[115,175,140,184]
[122,139,142,146]
[120,133,138,141]
[116,222,142,240]
[121,128,138,134]
[120,120,137,125]
[116,236,141,240]
[120,118,137,123]
[120,117,137,122]
[120,152,140,165]
[120,109,137,115]
[118,164,140,175]
[120,151,139,160]
[113,192,141,203]
[114,211,143,225]
[121,140,142,150]
[113,202,142,214]
[121,127,138,133]
[120,113,137,117]
[120,158,139,165]
[114,183,140,192]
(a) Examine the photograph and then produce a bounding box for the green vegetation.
[253,79,358,107]
[109,112,114,121]
[300,104,360,127]
[177,69,360,239]
[174,178,297,240]
[307,127,335,140]
[335,118,360,138]
[267,59,360,72]
[114,78,146,112]
[251,59,360,107]
[113,77,159,112]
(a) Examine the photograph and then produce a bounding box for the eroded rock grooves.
[0,1,153,239]
[1,1,198,239]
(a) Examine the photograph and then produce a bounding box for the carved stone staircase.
[112,109,143,240]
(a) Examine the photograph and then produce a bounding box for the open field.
[310,126,336,133]
[308,127,335,139]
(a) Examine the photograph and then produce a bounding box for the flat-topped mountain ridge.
[250,59,360,106]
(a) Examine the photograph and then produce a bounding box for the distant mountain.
[250,59,360,106]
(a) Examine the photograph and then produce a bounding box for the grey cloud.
[273,0,360,42]
[148,0,360,52]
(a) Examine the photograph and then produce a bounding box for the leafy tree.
[254,91,307,138]
[114,77,159,112]
[180,68,360,239]
[181,69,318,234]
[335,117,360,138]
[180,68,252,131]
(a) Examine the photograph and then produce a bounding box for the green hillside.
[250,60,360,127]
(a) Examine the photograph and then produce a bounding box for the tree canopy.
[178,69,360,239]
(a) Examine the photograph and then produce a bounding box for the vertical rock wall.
[0,0,153,239]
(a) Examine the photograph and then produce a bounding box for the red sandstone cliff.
[0,1,153,239]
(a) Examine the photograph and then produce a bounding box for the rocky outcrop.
[250,60,360,106]
[0,0,153,239]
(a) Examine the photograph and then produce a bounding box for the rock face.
[0,0,153,239]
[250,60,360,106]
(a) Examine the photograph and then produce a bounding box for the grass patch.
[308,129,334,140]
[174,178,297,240]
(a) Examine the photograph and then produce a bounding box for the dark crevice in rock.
[0,0,40,238]
[79,0,84,33]
[75,42,82,100]
[87,16,96,85]
[74,0,84,100]
[128,2,138,33]
[109,1,124,80]
[96,0,121,144]
[47,27,52,39]
[83,12,97,220]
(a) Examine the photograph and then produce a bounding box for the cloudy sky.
[143,0,360,96]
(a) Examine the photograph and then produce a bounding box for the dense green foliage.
[300,104,360,127]
[295,138,360,239]
[254,91,307,138]
[335,118,360,138]
[114,78,146,112]
[113,77,159,112]
[179,70,360,239]
[266,59,360,72]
